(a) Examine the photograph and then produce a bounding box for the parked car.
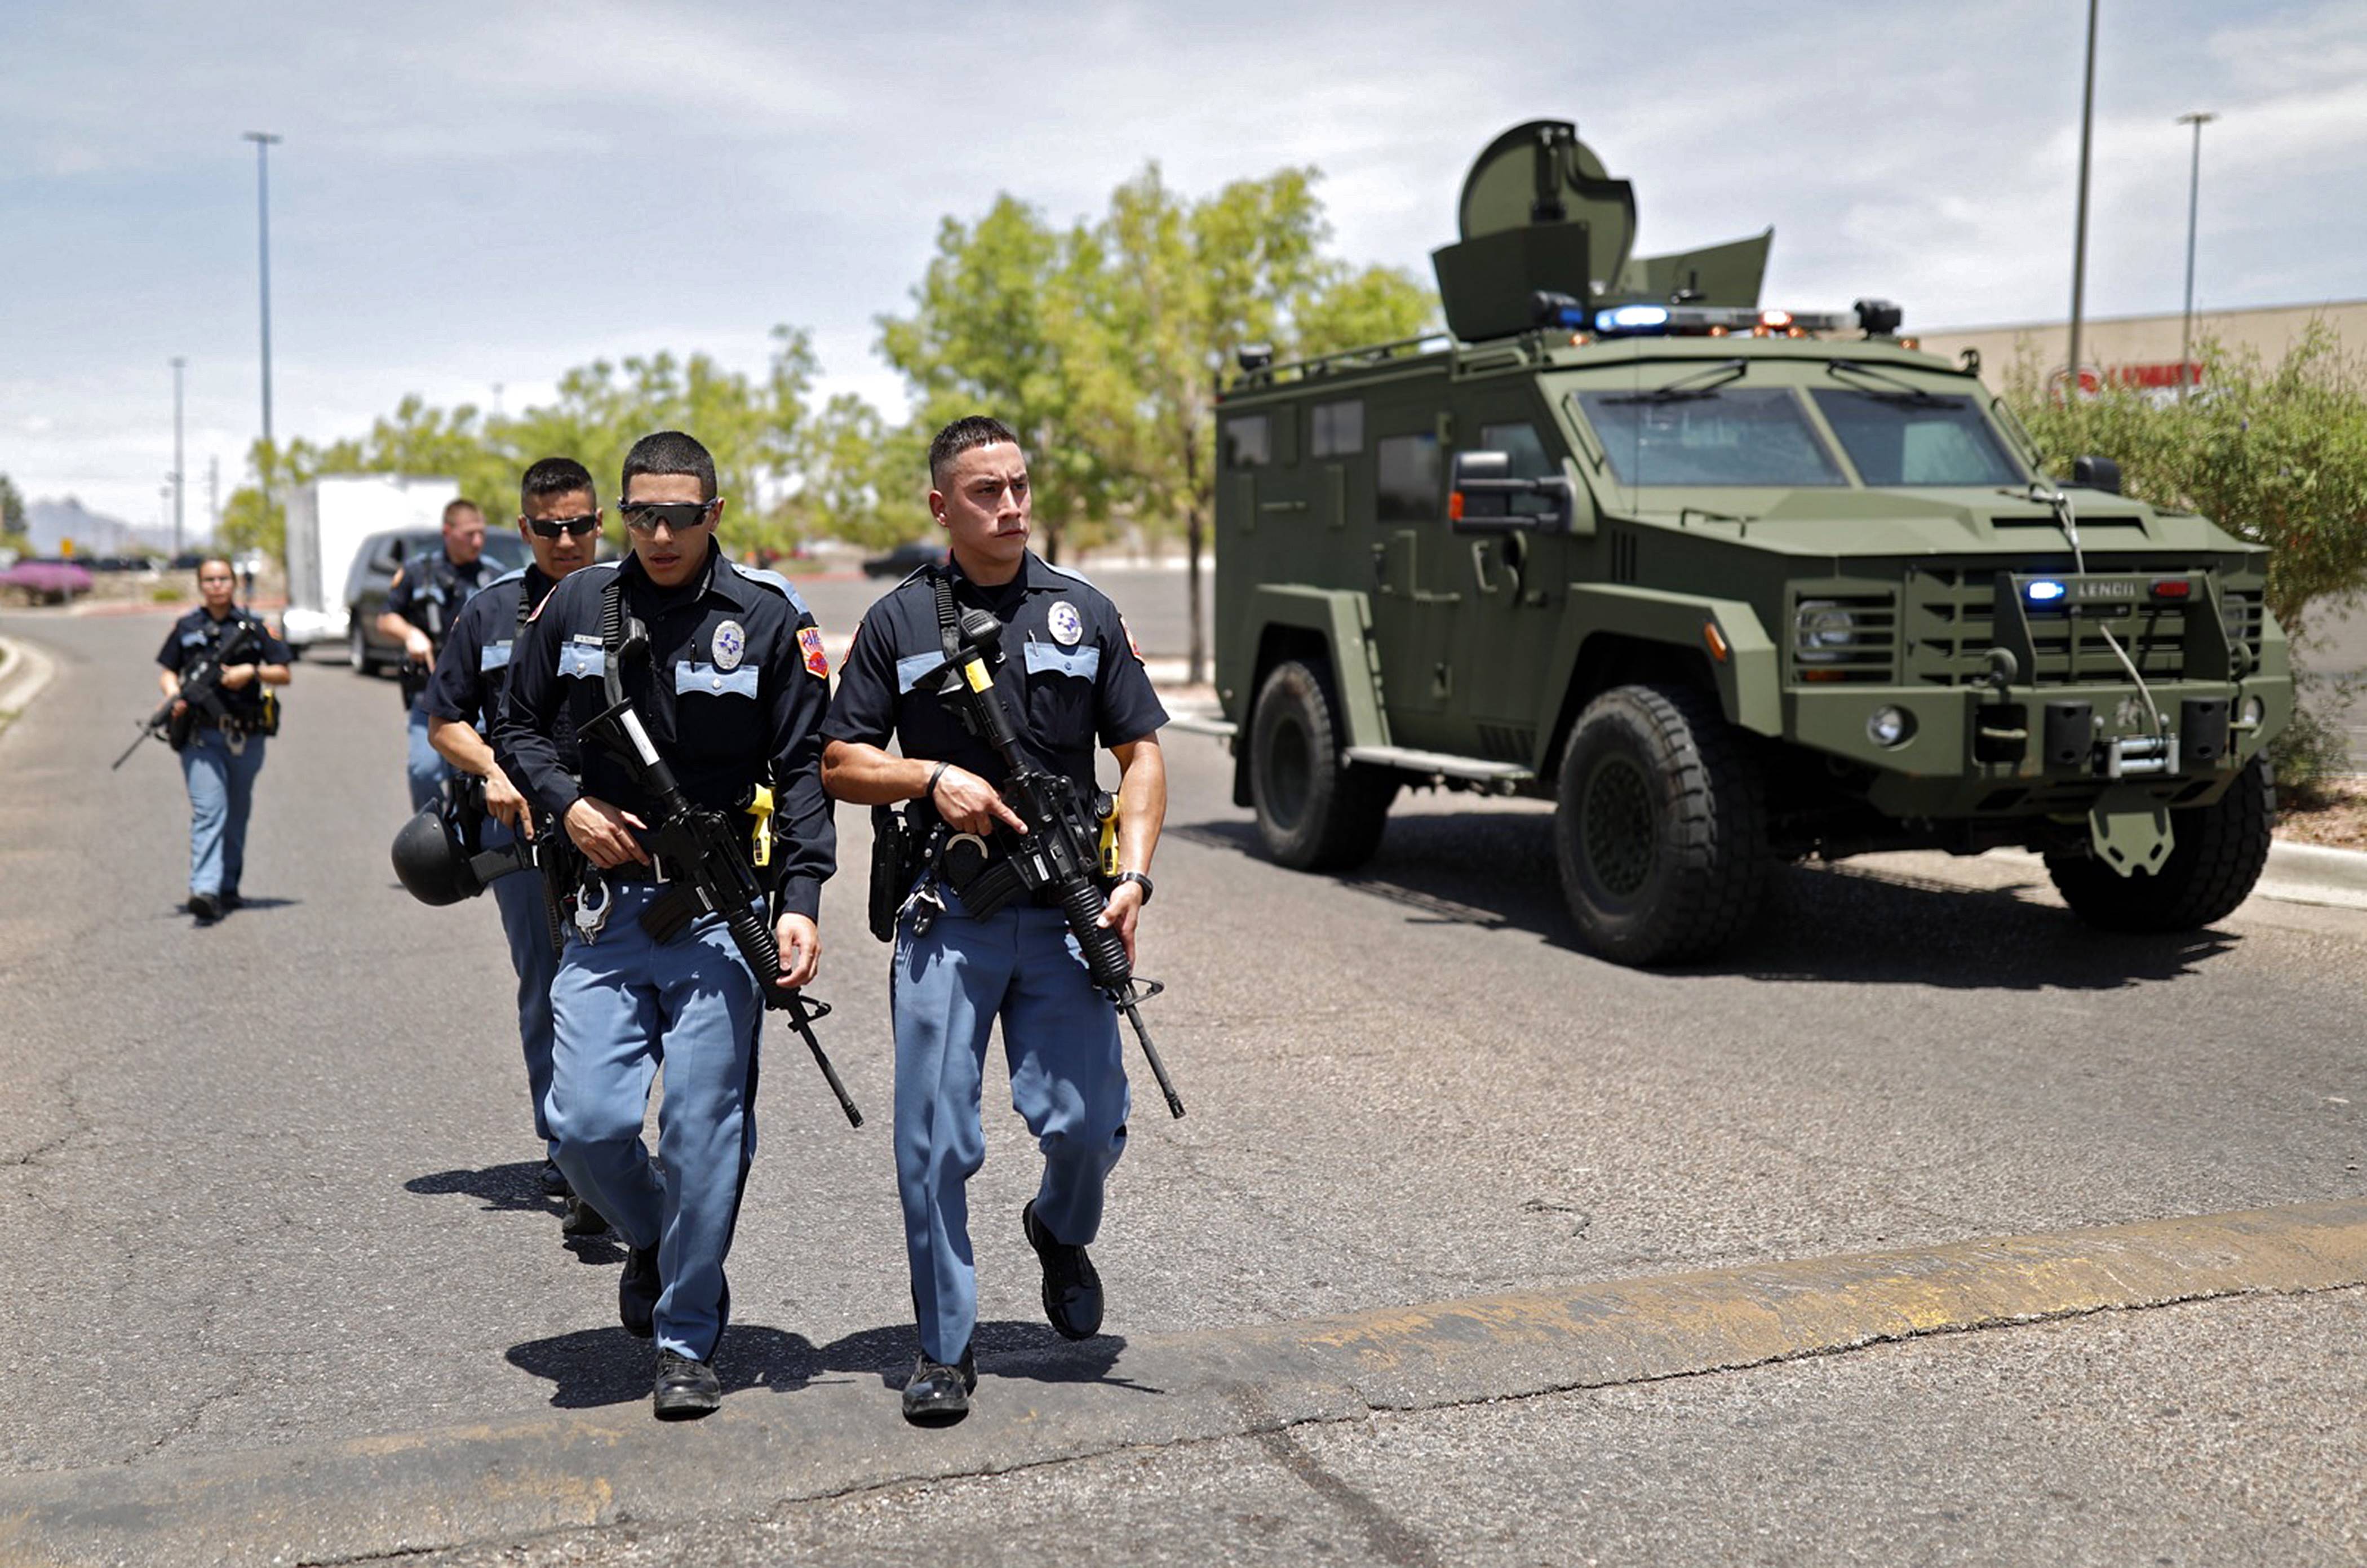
[344,528,529,674]
[862,541,947,578]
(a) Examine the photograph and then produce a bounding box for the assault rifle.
[581,610,862,1128]
[917,603,1186,1119]
[112,617,264,770]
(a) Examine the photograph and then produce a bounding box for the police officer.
[821,415,1168,1424]
[380,498,496,812]
[496,430,836,1420]
[157,556,294,924]
[422,457,602,1212]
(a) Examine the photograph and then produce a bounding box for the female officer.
[156,556,293,923]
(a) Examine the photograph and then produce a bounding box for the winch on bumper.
[1783,567,2291,873]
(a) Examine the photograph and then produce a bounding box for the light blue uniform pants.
[405,705,450,813]
[546,882,764,1363]
[482,818,559,1157]
[180,729,265,900]
[892,894,1130,1365]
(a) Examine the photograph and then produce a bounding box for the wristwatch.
[1114,871,1154,905]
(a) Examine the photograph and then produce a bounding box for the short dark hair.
[442,498,483,528]
[520,457,596,512]
[195,555,235,581]
[928,415,1022,488]
[622,430,718,503]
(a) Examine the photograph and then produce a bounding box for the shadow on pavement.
[406,1161,556,1215]
[506,1319,1131,1409]
[1173,812,2236,992]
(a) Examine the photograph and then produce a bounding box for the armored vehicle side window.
[1809,389,2022,486]
[1479,421,1558,516]
[1224,414,1272,468]
[1575,388,1845,487]
[1376,432,1441,521]
[1311,400,1364,458]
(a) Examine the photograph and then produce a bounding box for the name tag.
[676,661,759,698]
[1024,644,1100,681]
[896,652,946,694]
[558,644,606,680]
[480,640,513,672]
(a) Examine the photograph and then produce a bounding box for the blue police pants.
[180,729,266,899]
[482,818,559,1158]
[405,705,449,813]
[546,882,764,1363]
[892,896,1130,1365]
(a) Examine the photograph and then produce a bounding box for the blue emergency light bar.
[2025,579,2068,604]
[1582,299,1908,339]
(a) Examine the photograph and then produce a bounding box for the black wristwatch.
[1114,871,1154,905]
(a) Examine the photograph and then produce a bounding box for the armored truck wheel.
[1555,683,1768,965]
[2046,758,2273,932]
[1249,659,1397,871]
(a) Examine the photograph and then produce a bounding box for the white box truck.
[281,475,459,653]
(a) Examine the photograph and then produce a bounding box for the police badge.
[712,619,746,671]
[1048,600,1084,646]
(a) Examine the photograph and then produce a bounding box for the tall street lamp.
[242,131,282,522]
[2065,0,2102,398]
[2177,111,2217,398]
[170,356,186,553]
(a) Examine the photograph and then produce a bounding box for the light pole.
[170,356,186,553]
[2177,111,2216,398]
[2065,0,2101,398]
[243,131,282,524]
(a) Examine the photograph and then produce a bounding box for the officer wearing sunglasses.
[419,456,605,1220]
[496,429,837,1420]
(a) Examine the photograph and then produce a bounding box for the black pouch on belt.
[868,805,909,942]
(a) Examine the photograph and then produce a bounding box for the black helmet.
[391,805,484,906]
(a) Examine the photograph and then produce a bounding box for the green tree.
[2008,325,2367,776]
[0,472,27,551]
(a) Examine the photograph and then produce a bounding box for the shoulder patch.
[799,624,830,679]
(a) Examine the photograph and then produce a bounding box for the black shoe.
[1022,1199,1103,1341]
[219,889,243,911]
[539,1159,569,1198]
[186,893,223,925]
[561,1194,609,1237]
[619,1244,659,1338]
[652,1351,720,1420]
[900,1348,977,1424]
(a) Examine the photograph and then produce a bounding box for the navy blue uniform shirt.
[495,545,836,921]
[156,606,293,725]
[823,552,1167,822]
[422,565,581,780]
[386,549,495,641]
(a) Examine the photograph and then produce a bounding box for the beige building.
[1916,298,2367,395]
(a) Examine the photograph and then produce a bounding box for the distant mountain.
[25,497,176,556]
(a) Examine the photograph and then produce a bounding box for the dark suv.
[344,528,529,674]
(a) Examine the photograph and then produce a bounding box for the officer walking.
[496,431,836,1419]
[157,556,294,924]
[422,457,602,1215]
[821,415,1168,1424]
[380,498,495,811]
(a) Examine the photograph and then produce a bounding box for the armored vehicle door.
[1445,389,1588,762]
[1366,401,1462,751]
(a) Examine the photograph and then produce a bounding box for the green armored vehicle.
[1209,119,2290,965]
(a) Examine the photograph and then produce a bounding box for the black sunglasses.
[619,499,719,535]
[524,513,601,539]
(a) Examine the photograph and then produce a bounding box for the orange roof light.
[1759,309,1794,330]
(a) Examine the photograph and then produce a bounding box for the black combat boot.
[187,892,223,925]
[652,1351,720,1419]
[619,1244,659,1338]
[901,1346,977,1424]
[1022,1199,1103,1340]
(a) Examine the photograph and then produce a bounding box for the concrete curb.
[0,632,58,730]
[4,1198,2364,1566]
[2257,838,2367,909]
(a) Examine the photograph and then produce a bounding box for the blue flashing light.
[1595,304,1673,334]
[2025,579,2068,604]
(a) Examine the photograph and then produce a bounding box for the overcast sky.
[3,0,2362,529]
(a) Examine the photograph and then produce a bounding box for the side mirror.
[1448,450,1573,535]
[2070,455,2122,495]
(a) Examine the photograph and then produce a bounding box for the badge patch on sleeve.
[1122,617,1145,663]
[799,624,830,678]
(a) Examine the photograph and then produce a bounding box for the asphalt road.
[4,602,2365,1562]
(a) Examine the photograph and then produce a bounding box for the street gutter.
[4,1198,2365,1567]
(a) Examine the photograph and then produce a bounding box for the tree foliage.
[0,472,27,550]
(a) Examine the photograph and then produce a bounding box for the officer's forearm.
[376,612,418,647]
[158,669,180,699]
[429,715,496,776]
[258,662,291,686]
[1111,737,1167,874]
[820,739,932,806]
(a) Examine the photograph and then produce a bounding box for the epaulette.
[727,559,812,619]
